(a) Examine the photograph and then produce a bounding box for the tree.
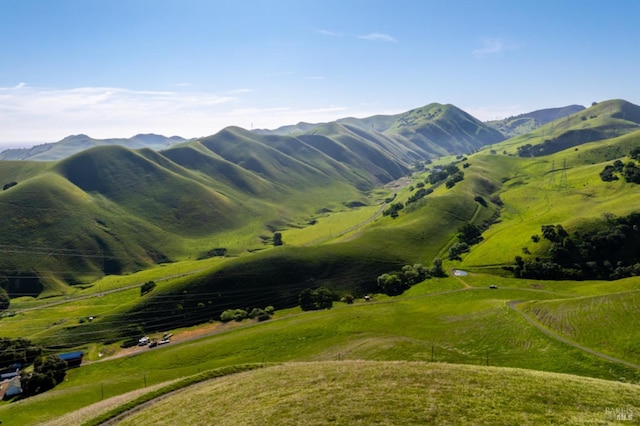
[377,273,406,296]
[430,258,446,277]
[457,224,482,245]
[140,281,156,296]
[22,355,68,397]
[299,287,337,311]
[0,287,9,310]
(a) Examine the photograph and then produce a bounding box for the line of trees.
[220,306,275,322]
[377,260,446,296]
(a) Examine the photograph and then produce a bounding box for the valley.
[2,99,640,424]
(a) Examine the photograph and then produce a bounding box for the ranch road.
[507,300,640,370]
[453,270,640,370]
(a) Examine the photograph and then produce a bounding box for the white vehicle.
[138,336,150,346]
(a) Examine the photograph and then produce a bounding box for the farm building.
[57,351,84,368]
[0,375,22,400]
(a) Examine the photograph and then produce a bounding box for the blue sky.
[1,0,639,147]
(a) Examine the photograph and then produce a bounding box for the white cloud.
[473,38,518,58]
[0,84,384,144]
[358,33,397,42]
[225,88,252,95]
[0,84,237,142]
[315,29,343,37]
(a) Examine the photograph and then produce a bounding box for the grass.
[459,147,640,268]
[4,276,640,425]
[521,290,640,363]
[5,112,640,424]
[94,361,640,425]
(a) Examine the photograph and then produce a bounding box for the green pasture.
[3,275,640,425]
[522,290,640,363]
[280,204,382,246]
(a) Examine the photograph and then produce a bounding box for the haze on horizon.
[1,0,639,150]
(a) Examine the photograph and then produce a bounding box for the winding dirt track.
[454,271,640,370]
[506,300,640,370]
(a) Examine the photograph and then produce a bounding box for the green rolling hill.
[3,98,640,351]
[0,101,509,298]
[4,94,640,424]
[486,104,585,137]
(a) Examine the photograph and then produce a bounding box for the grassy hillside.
[521,290,640,363]
[457,126,640,270]
[57,145,245,236]
[486,104,585,137]
[492,99,640,157]
[4,272,640,425]
[386,103,505,154]
[108,361,640,426]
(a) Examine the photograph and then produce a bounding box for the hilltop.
[486,104,585,137]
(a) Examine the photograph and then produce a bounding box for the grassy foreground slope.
[113,361,640,426]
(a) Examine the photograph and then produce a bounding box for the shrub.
[220,309,236,322]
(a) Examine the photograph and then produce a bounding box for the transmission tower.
[558,159,569,189]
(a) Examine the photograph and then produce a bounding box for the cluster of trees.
[511,213,640,280]
[383,202,404,218]
[377,260,446,296]
[0,338,69,399]
[298,287,338,311]
[140,280,156,296]
[0,337,41,368]
[220,305,275,322]
[21,355,68,397]
[427,163,464,189]
[2,181,17,191]
[448,223,484,260]
[406,186,433,205]
[600,157,640,183]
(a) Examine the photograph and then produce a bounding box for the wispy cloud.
[0,84,379,144]
[304,76,326,80]
[473,38,518,58]
[0,84,237,142]
[315,29,343,37]
[358,33,397,43]
[225,88,252,95]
